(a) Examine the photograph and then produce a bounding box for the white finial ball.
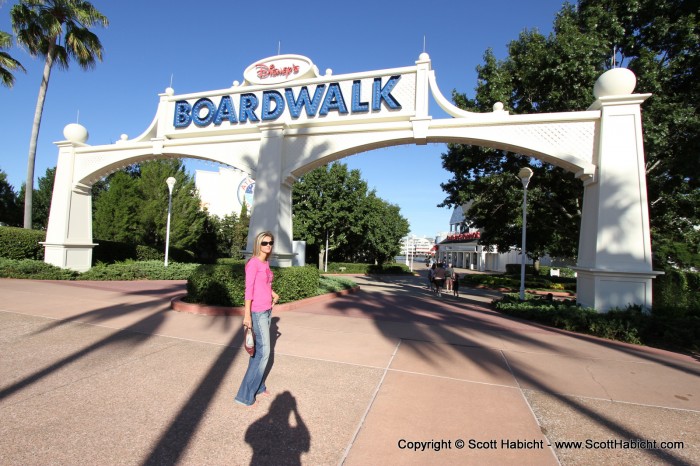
[594,68,636,98]
[232,80,240,87]
[165,87,175,95]
[493,102,504,112]
[63,123,88,143]
[419,52,430,61]
[120,134,128,141]
[325,68,333,75]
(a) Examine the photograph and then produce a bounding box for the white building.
[195,167,255,218]
[435,205,551,272]
[400,235,435,256]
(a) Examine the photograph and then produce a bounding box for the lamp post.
[518,168,533,301]
[164,177,176,267]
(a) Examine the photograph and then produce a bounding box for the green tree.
[31,166,55,230]
[93,171,140,243]
[355,192,410,265]
[135,160,206,253]
[208,205,250,259]
[11,0,108,229]
[16,166,56,230]
[0,30,25,87]
[441,0,698,267]
[0,170,21,226]
[293,163,368,268]
[92,160,211,258]
[293,162,409,266]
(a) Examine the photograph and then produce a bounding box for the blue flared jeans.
[235,309,271,406]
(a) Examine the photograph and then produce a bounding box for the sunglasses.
[261,241,274,246]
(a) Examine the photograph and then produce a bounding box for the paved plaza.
[0,272,698,465]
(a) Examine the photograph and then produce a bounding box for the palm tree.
[11,0,108,229]
[0,30,25,87]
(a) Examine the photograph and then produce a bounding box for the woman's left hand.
[272,291,280,306]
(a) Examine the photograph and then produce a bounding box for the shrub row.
[495,293,699,353]
[0,257,77,279]
[79,260,198,280]
[324,262,412,274]
[186,263,321,307]
[462,273,576,292]
[504,263,577,278]
[0,258,197,280]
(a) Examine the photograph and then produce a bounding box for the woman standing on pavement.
[235,231,280,407]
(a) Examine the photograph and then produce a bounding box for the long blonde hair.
[252,231,275,260]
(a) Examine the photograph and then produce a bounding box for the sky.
[0,0,567,238]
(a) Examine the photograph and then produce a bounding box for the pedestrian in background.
[453,272,460,297]
[433,263,446,297]
[445,262,454,292]
[235,231,280,407]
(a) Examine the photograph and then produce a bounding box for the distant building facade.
[195,167,255,218]
[435,204,551,272]
[400,235,435,256]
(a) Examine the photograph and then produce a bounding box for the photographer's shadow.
[245,391,310,466]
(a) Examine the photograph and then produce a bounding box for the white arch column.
[575,91,662,311]
[42,140,96,272]
[246,123,294,266]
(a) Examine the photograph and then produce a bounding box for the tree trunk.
[24,42,55,229]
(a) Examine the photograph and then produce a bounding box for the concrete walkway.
[0,273,698,465]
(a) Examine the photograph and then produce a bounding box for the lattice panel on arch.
[511,120,597,162]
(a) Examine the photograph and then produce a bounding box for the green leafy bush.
[186,263,322,307]
[0,258,77,279]
[0,227,45,260]
[186,263,246,306]
[654,269,700,310]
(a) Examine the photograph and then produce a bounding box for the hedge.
[186,263,321,307]
[324,262,412,274]
[79,260,198,280]
[0,226,45,260]
[505,263,577,278]
[93,239,196,264]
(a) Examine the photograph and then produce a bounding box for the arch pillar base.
[574,268,664,312]
[42,242,97,272]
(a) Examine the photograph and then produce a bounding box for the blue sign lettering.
[351,80,369,113]
[372,76,401,111]
[262,90,285,121]
[285,85,325,118]
[173,75,402,129]
[214,96,237,125]
[319,83,348,116]
[192,98,217,127]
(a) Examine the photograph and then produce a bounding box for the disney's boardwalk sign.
[169,55,416,132]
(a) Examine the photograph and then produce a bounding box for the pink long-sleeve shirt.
[244,257,274,312]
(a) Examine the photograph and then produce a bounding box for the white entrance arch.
[43,54,661,311]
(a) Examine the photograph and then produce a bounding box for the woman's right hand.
[243,315,252,329]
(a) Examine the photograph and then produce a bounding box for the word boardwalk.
[174,76,402,128]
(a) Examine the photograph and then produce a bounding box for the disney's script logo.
[256,63,300,80]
